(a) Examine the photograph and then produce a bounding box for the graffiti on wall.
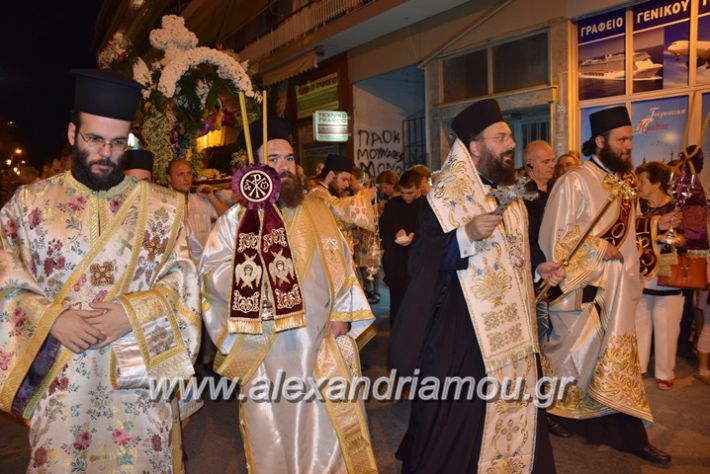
[355,128,405,175]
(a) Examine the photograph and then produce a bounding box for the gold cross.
[90,262,115,286]
[143,233,165,260]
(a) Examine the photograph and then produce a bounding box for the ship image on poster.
[577,9,627,100]
[579,50,663,81]
[633,0,691,93]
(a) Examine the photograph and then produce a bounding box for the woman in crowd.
[635,161,684,391]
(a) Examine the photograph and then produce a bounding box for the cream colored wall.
[348,1,498,83]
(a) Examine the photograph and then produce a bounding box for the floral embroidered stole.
[427,138,536,373]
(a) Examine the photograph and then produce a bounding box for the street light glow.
[14,148,22,155]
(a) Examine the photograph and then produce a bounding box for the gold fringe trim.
[227,318,264,335]
[273,311,307,332]
[329,309,375,322]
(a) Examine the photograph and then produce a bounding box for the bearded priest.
[389,98,562,473]
[200,117,378,473]
[539,106,672,465]
[0,69,201,472]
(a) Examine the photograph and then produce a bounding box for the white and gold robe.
[201,198,377,474]
[0,173,201,473]
[539,160,652,421]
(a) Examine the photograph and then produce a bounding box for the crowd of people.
[1,68,710,473]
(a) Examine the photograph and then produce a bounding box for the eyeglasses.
[78,132,128,151]
[477,133,516,144]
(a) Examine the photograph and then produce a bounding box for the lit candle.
[262,91,268,164]
[238,91,253,164]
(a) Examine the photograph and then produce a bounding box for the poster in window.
[577,9,626,100]
[633,0,691,93]
[580,103,624,150]
[696,1,710,85]
[631,96,688,166]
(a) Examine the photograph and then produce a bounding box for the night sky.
[0,1,102,168]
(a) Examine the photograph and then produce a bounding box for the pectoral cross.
[90,262,115,286]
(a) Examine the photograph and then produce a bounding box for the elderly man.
[524,140,559,298]
[201,116,377,473]
[390,99,563,473]
[540,106,672,464]
[0,69,200,472]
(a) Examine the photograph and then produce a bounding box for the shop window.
[492,32,549,93]
[442,49,488,102]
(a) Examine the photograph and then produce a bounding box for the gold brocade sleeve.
[302,199,376,347]
[112,222,200,389]
[309,187,377,232]
[328,237,374,325]
[540,171,608,297]
[0,190,66,413]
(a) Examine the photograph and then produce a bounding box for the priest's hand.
[84,302,133,349]
[328,321,350,338]
[50,308,106,354]
[602,244,624,262]
[537,262,566,287]
[464,213,502,241]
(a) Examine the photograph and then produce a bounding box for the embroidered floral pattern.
[470,265,513,306]
[589,334,652,419]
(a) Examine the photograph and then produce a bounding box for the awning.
[259,49,320,86]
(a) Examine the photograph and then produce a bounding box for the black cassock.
[379,195,425,325]
[389,202,556,474]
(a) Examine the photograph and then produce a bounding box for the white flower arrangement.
[150,15,198,65]
[100,14,260,183]
[157,46,258,99]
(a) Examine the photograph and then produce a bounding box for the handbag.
[657,252,708,289]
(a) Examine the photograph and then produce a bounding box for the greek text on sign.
[635,0,690,28]
[314,110,348,142]
[579,16,624,40]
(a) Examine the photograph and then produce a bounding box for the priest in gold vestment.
[307,153,377,239]
[539,106,671,465]
[201,118,377,473]
[0,70,201,472]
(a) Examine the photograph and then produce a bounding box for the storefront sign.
[313,110,348,142]
[296,73,339,120]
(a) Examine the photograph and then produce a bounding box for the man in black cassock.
[390,99,563,473]
[379,169,426,327]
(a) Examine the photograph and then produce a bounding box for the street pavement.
[1,287,709,473]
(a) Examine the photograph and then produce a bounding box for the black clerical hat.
[125,149,154,171]
[451,99,504,142]
[237,116,293,159]
[582,106,632,155]
[71,69,143,121]
[323,153,352,174]
[589,106,631,138]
